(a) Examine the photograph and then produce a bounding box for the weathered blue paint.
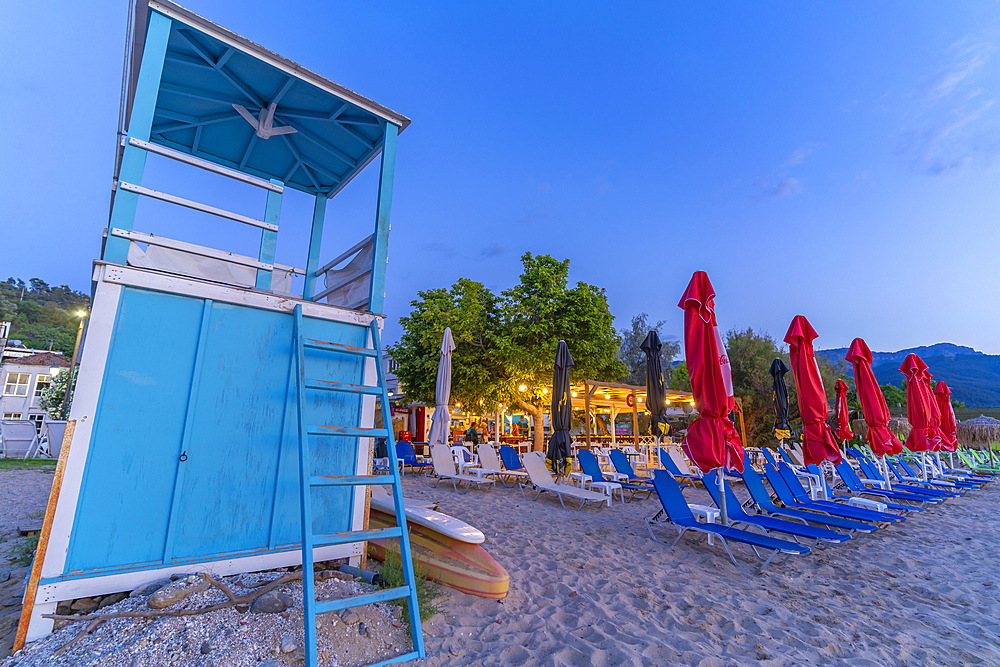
[162,299,213,563]
[302,195,327,300]
[104,11,173,265]
[367,123,398,313]
[255,179,283,290]
[65,288,366,574]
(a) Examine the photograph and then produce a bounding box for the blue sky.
[3,1,1000,353]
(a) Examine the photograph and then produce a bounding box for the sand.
[6,466,1000,666]
[403,473,1000,666]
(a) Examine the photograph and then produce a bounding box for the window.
[2,413,22,420]
[28,414,44,433]
[3,373,30,397]
[34,374,52,399]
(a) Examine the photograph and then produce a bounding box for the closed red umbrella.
[846,338,903,456]
[934,381,959,452]
[899,354,944,452]
[783,316,842,465]
[833,379,854,443]
[678,271,745,474]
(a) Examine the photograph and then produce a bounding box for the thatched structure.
[850,417,911,442]
[957,415,1000,449]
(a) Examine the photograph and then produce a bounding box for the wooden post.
[103,11,172,265]
[367,123,399,313]
[584,380,592,447]
[14,421,75,651]
[631,389,639,447]
[302,194,327,300]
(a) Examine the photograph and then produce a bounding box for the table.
[589,481,623,507]
[688,503,721,545]
[568,472,592,489]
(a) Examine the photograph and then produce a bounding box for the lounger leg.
[670,527,688,548]
[557,493,566,510]
[533,488,543,502]
[758,549,779,572]
[717,536,739,568]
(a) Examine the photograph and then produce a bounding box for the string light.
[542,388,548,394]
[518,384,527,392]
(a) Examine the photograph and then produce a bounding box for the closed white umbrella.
[427,327,456,446]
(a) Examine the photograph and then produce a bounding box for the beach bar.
[21,0,410,642]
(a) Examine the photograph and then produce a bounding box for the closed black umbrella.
[770,358,792,442]
[641,331,667,438]
[547,340,574,479]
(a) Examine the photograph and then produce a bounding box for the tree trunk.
[516,400,545,452]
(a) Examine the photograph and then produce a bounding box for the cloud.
[479,243,508,258]
[929,38,995,101]
[781,148,812,168]
[423,242,457,258]
[761,177,803,198]
[898,100,998,175]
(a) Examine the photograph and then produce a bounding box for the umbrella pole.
[717,468,728,527]
[921,452,928,482]
[881,455,892,491]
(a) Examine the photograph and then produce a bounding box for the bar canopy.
[127,0,410,197]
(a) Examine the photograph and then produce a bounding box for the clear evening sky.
[3,2,999,353]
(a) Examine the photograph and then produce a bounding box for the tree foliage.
[617,313,681,386]
[0,278,89,355]
[388,253,626,451]
[725,327,848,449]
[39,368,78,420]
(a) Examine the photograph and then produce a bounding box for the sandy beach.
[5,467,999,666]
[406,473,1000,666]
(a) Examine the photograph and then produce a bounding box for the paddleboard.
[370,487,484,544]
[367,507,509,599]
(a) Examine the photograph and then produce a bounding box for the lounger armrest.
[858,478,888,489]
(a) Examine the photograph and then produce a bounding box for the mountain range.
[816,343,1000,407]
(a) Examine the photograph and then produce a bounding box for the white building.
[0,352,70,432]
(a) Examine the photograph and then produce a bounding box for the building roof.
[5,352,71,368]
[129,0,410,198]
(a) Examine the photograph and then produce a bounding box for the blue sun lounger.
[659,447,703,483]
[397,442,433,475]
[848,449,959,499]
[645,470,810,571]
[579,449,650,501]
[741,464,879,534]
[757,451,907,523]
[804,463,922,514]
[834,461,944,505]
[499,444,529,498]
[608,449,655,485]
[891,455,985,489]
[701,470,850,547]
[884,456,979,492]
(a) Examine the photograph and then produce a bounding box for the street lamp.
[61,310,88,420]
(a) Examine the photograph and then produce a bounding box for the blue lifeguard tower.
[21,2,424,663]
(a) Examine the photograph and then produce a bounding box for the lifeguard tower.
[18,2,424,664]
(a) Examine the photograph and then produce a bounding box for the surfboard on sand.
[370,486,483,543]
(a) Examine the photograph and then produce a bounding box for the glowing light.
[571,392,577,398]
[665,400,671,405]
[76,310,87,317]
[518,384,527,392]
[604,394,610,399]
[638,396,644,401]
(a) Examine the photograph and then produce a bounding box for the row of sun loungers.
[392,437,993,571]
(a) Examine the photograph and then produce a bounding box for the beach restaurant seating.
[522,451,610,510]
[701,470,851,547]
[645,469,811,571]
[429,444,495,493]
[739,462,879,534]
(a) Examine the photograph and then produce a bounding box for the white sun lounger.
[522,451,609,510]
[477,443,527,488]
[430,444,495,493]
[0,421,38,459]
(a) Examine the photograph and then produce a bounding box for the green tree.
[39,368,77,420]
[616,313,681,386]
[388,253,626,452]
[880,382,906,413]
[725,327,848,449]
[0,278,88,355]
[669,360,691,392]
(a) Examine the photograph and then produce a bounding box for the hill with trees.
[0,278,90,356]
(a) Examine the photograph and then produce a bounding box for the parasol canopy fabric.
[846,338,903,456]
[934,381,959,452]
[834,379,855,442]
[769,358,792,440]
[677,271,745,473]
[427,327,456,446]
[546,340,575,476]
[641,331,667,437]
[899,353,945,452]
[783,316,842,465]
